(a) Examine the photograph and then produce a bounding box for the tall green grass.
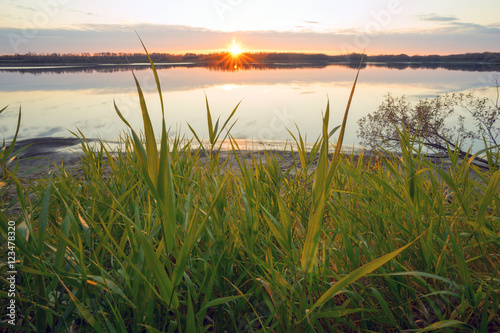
[1,50,499,332]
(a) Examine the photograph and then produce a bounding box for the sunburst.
[211,39,256,71]
[229,40,243,56]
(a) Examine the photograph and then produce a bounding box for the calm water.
[0,64,498,149]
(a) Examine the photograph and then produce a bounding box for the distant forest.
[1,51,499,65]
[1,52,499,72]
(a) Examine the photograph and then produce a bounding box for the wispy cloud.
[76,23,211,33]
[451,22,500,34]
[3,13,24,21]
[14,4,36,12]
[418,13,500,35]
[419,14,458,22]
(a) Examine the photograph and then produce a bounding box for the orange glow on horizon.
[213,39,256,71]
[103,45,458,58]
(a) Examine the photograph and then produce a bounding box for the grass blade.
[307,234,420,315]
[132,72,159,184]
[137,32,165,118]
[138,233,179,308]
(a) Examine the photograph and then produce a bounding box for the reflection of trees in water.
[204,62,331,72]
[366,62,500,72]
[1,51,499,74]
[0,62,331,74]
[0,64,196,75]
[0,61,498,75]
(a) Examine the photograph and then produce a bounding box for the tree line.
[1,51,499,65]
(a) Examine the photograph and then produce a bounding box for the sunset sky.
[1,0,499,55]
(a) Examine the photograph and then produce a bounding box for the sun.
[229,40,243,56]
[216,39,255,71]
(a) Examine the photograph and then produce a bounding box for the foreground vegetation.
[1,51,499,332]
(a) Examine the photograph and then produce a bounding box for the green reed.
[0,50,499,332]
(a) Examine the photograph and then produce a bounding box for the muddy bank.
[6,137,83,179]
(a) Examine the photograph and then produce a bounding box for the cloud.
[418,13,500,35]
[304,20,319,24]
[451,22,500,34]
[0,23,499,55]
[419,14,458,22]
[74,23,211,33]
[3,13,23,20]
[69,9,97,16]
[14,4,36,12]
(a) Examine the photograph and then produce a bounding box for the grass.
[0,49,499,332]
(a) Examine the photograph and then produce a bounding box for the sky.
[0,0,499,55]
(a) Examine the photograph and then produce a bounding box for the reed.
[0,50,499,332]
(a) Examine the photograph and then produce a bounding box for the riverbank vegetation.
[0,51,499,332]
[358,82,500,168]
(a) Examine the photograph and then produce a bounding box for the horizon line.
[1,50,500,57]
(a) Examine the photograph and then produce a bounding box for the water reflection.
[0,62,336,75]
[0,64,498,149]
[1,61,498,75]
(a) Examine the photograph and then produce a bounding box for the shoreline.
[5,136,492,184]
[7,136,354,182]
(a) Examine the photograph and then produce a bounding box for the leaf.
[56,275,104,333]
[140,325,165,333]
[214,100,241,143]
[205,94,215,144]
[2,106,21,161]
[371,287,399,328]
[38,179,52,254]
[114,100,133,129]
[313,308,374,319]
[198,295,246,313]
[171,175,229,287]
[307,234,420,314]
[87,275,135,307]
[333,54,364,161]
[0,105,8,115]
[157,127,176,253]
[137,33,165,118]
[301,55,364,274]
[300,194,326,274]
[186,289,196,332]
[138,233,179,308]
[54,213,71,269]
[403,319,474,332]
[132,72,159,185]
[475,169,500,226]
[16,220,29,242]
[78,213,90,237]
